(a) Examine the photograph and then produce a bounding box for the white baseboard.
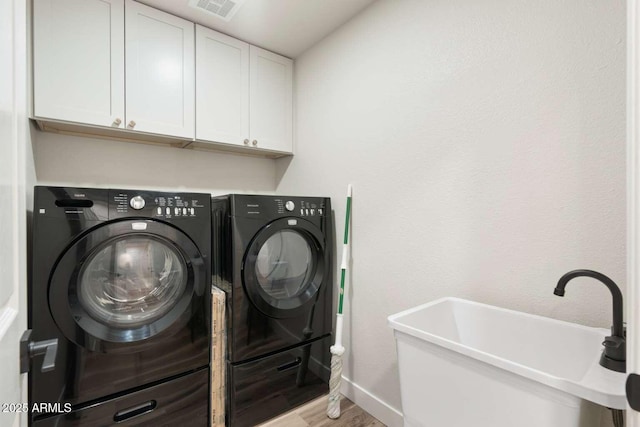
[340,376,403,427]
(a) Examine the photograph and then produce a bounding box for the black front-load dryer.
[28,187,211,426]
[212,194,332,426]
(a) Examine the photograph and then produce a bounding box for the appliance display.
[27,187,211,426]
[212,194,333,427]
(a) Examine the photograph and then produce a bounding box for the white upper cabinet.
[32,0,292,156]
[195,25,249,146]
[125,0,195,139]
[33,0,125,128]
[249,46,293,153]
[196,30,293,154]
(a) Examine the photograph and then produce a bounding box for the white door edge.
[628,0,640,425]
[0,308,18,341]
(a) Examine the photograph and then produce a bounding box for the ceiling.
[138,0,376,58]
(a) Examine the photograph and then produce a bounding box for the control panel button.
[190,208,195,216]
[183,208,188,216]
[130,196,145,210]
[156,207,162,215]
[285,201,295,211]
[318,208,323,215]
[310,209,315,215]
[166,207,170,215]
[175,208,180,215]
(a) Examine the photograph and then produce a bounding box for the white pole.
[327,184,352,419]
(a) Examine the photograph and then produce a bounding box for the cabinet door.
[196,25,249,146]
[33,0,125,127]
[125,0,194,138]
[249,46,293,153]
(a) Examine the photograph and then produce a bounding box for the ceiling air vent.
[188,0,246,22]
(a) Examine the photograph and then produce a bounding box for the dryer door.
[242,217,325,318]
[49,219,206,353]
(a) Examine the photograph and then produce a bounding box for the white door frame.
[0,0,29,426]
[629,0,640,426]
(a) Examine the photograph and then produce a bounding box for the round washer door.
[49,219,206,353]
[242,217,325,318]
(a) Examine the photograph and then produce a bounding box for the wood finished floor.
[258,395,386,427]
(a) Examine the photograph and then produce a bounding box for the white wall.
[277,0,626,425]
[33,131,277,195]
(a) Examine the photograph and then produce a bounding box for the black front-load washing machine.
[27,186,211,426]
[212,194,333,427]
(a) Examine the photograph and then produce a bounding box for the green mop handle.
[333,184,352,350]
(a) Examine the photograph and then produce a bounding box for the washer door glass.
[255,230,314,299]
[78,236,187,327]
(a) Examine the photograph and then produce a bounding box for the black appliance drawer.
[33,368,209,426]
[228,336,330,427]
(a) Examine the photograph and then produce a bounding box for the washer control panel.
[111,190,208,219]
[36,187,210,221]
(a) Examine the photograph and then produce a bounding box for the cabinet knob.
[127,120,136,129]
[112,118,122,127]
[244,139,249,145]
[252,140,258,146]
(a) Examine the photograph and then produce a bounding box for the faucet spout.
[555,269,625,373]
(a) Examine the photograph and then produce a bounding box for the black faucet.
[554,269,626,372]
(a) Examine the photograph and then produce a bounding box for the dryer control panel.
[277,198,325,218]
[231,195,328,219]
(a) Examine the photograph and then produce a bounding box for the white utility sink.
[388,297,626,427]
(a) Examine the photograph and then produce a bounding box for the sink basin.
[388,297,626,427]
